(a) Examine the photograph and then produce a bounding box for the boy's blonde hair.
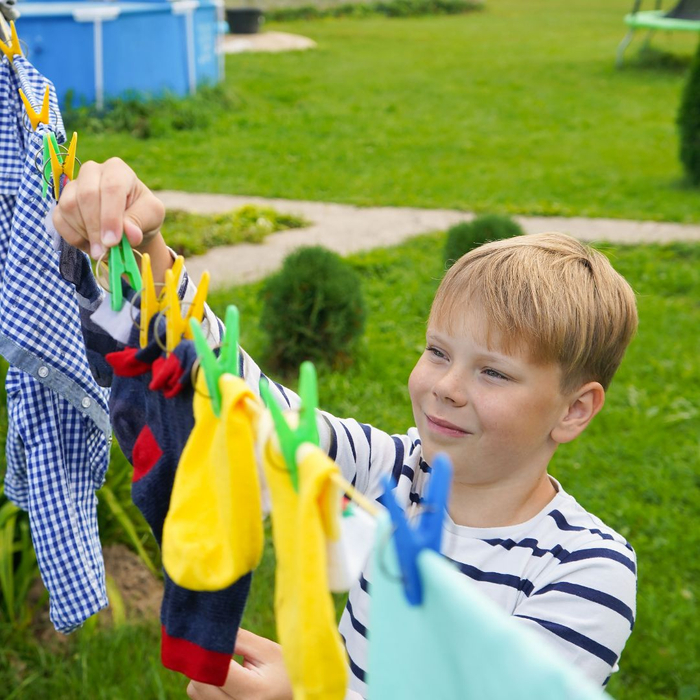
[429,232,638,392]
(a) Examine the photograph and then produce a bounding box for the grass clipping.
[164,205,308,257]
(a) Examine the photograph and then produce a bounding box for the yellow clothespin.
[183,273,210,341]
[163,264,210,354]
[62,131,78,181]
[139,255,187,348]
[0,21,23,64]
[139,254,160,349]
[19,85,50,130]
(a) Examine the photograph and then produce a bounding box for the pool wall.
[15,0,225,108]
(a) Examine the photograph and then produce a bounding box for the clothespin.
[139,253,160,349]
[62,131,78,181]
[139,254,188,348]
[0,21,22,63]
[109,237,142,311]
[259,361,319,492]
[47,135,63,201]
[19,85,50,130]
[45,131,78,200]
[163,264,209,354]
[41,133,61,199]
[190,305,239,417]
[380,452,453,606]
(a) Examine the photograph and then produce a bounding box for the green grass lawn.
[75,0,700,222]
[3,235,695,699]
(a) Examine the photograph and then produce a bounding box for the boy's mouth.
[425,414,470,437]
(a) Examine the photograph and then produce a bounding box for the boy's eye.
[426,345,446,360]
[484,368,508,380]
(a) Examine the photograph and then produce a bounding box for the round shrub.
[444,214,524,267]
[678,38,700,185]
[260,246,366,372]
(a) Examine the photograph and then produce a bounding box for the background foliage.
[72,0,700,222]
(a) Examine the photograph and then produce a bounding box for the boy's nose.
[432,372,468,406]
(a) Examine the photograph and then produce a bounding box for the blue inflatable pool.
[15,0,225,108]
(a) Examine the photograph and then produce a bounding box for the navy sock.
[108,326,252,686]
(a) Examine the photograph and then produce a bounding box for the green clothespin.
[109,237,142,311]
[41,132,62,199]
[190,305,240,417]
[259,361,320,492]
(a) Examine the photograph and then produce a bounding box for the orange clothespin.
[0,21,22,63]
[19,85,50,130]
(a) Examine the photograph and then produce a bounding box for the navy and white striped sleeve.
[237,346,406,500]
[512,537,637,686]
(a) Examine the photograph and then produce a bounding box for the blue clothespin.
[380,452,453,606]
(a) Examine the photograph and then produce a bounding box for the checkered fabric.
[0,56,111,632]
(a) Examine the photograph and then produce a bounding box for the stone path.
[155,190,700,289]
[221,31,317,54]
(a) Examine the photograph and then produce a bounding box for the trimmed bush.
[444,214,524,267]
[678,38,700,185]
[260,246,366,372]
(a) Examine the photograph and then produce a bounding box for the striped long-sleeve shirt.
[236,354,636,696]
[194,278,636,696]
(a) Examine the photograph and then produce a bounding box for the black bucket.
[226,8,264,34]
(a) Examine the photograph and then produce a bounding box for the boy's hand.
[187,629,293,700]
[52,157,165,261]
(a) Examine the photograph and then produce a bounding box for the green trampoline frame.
[617,1,700,65]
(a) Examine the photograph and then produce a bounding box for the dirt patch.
[30,544,163,646]
[103,543,163,622]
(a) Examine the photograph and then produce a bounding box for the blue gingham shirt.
[0,56,111,632]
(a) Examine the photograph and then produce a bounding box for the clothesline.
[330,471,381,518]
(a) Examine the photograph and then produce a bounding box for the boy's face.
[408,306,573,484]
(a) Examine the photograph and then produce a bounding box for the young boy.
[53,159,638,699]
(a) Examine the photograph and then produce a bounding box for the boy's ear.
[551,382,606,444]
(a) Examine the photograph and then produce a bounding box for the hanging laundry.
[367,513,610,700]
[326,496,377,593]
[0,53,111,633]
[61,248,253,686]
[163,371,263,591]
[262,434,348,700]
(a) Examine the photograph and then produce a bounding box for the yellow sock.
[263,436,348,700]
[163,373,263,591]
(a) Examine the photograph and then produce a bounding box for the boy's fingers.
[123,185,165,248]
[53,181,95,255]
[122,217,144,248]
[98,157,134,249]
[73,160,104,259]
[233,628,275,661]
[187,660,260,700]
[222,658,263,694]
[186,680,229,699]
[51,205,89,253]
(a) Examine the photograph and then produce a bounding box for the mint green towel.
[367,514,611,700]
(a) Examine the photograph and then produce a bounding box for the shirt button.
[81,397,91,409]
[38,366,49,378]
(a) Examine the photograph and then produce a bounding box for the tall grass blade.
[100,486,157,576]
